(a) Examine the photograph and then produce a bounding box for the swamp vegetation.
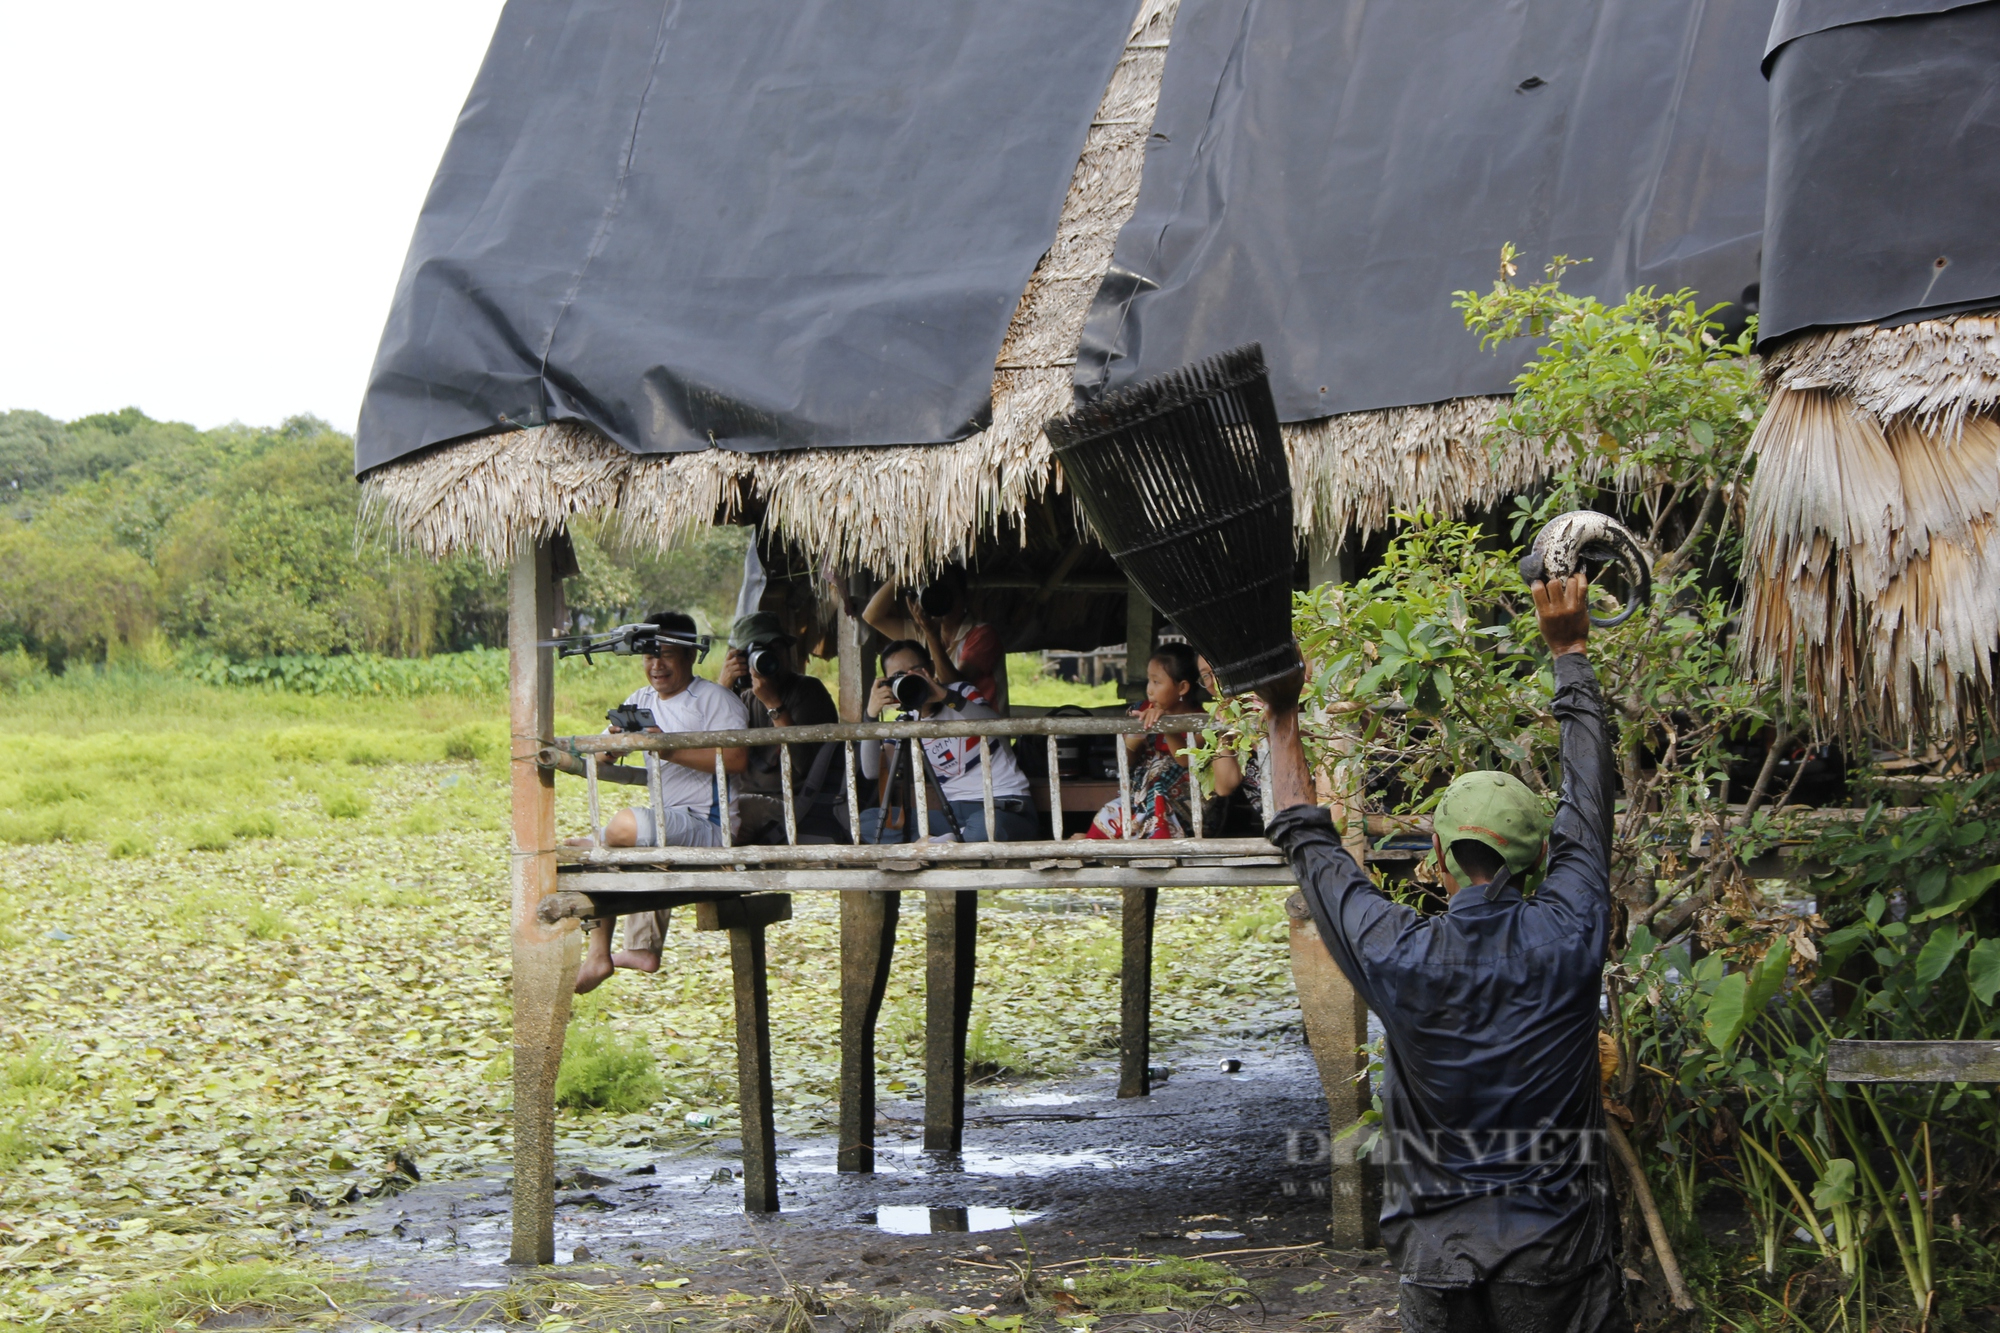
[0,659,1284,1330]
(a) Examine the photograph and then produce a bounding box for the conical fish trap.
[1046,344,1301,696]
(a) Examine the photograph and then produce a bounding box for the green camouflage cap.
[1432,770,1552,882]
[728,612,788,650]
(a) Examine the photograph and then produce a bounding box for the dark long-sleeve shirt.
[1267,652,1617,1287]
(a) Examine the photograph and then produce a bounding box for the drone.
[539,622,715,663]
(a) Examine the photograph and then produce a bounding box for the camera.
[916,582,956,617]
[732,640,788,691]
[886,671,932,712]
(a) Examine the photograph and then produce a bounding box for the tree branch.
[1732,728,1792,832]
[1653,479,1725,580]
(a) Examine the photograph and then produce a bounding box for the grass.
[96,1259,366,1332]
[1048,1257,1248,1312]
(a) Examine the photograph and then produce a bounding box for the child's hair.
[1149,642,1210,708]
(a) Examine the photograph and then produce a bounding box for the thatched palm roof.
[362,0,1548,580]
[364,1,1176,583]
[1743,311,2000,733]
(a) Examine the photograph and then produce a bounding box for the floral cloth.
[1085,734,1192,840]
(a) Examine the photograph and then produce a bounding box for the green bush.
[242,902,295,941]
[966,1016,1033,1076]
[320,789,368,820]
[106,829,154,859]
[441,722,496,761]
[3,1043,72,1097]
[181,822,234,852]
[229,809,278,839]
[554,1022,663,1113]
[0,647,48,694]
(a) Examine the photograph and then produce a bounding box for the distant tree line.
[0,408,747,671]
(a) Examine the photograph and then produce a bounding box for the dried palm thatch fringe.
[1743,330,2000,733]
[360,3,1181,583]
[1285,397,1547,545]
[1762,311,2000,439]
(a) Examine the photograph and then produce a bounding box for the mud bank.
[311,1031,1400,1327]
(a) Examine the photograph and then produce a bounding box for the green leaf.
[1704,971,1749,1053]
[1864,892,1886,924]
[1743,939,1790,1020]
[1433,667,1455,706]
[1912,865,1951,904]
[1967,938,2000,1006]
[1690,952,1725,989]
[1811,1158,1857,1210]
[1912,864,2000,922]
[1817,923,1872,972]
[1689,419,1715,447]
[1913,923,1965,986]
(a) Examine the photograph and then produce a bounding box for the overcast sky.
[0,2,505,434]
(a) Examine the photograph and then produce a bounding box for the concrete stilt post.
[508,540,580,1266]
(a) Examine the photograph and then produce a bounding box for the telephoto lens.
[917,583,956,617]
[747,645,781,679]
[891,672,931,711]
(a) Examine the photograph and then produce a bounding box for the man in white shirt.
[858,639,1037,843]
[574,610,749,993]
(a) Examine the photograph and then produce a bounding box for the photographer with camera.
[856,639,1035,843]
[570,609,748,994]
[861,567,1007,713]
[720,611,845,843]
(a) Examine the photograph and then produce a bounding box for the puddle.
[961,1148,1118,1175]
[865,1205,1043,1235]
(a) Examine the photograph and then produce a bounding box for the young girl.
[1080,642,1210,840]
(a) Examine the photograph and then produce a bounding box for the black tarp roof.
[1074,0,1778,421]
[1757,0,2000,343]
[354,0,1137,475]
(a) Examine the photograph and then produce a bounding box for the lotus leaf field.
[0,658,1300,1329]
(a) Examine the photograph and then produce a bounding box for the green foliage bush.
[319,789,369,820]
[554,1020,664,1113]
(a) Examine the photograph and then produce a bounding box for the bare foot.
[574,952,615,994]
[562,835,599,849]
[611,949,661,974]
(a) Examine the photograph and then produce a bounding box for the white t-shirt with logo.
[862,690,1030,804]
[615,677,749,818]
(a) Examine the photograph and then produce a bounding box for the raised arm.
[862,581,916,642]
[1258,661,1412,1008]
[1531,574,1614,907]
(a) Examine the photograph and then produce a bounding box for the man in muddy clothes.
[1261,573,1628,1333]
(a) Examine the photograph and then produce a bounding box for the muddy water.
[314,1030,1396,1314]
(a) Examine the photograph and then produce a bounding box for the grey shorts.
[612,805,726,953]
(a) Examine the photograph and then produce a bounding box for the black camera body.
[606,704,659,733]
